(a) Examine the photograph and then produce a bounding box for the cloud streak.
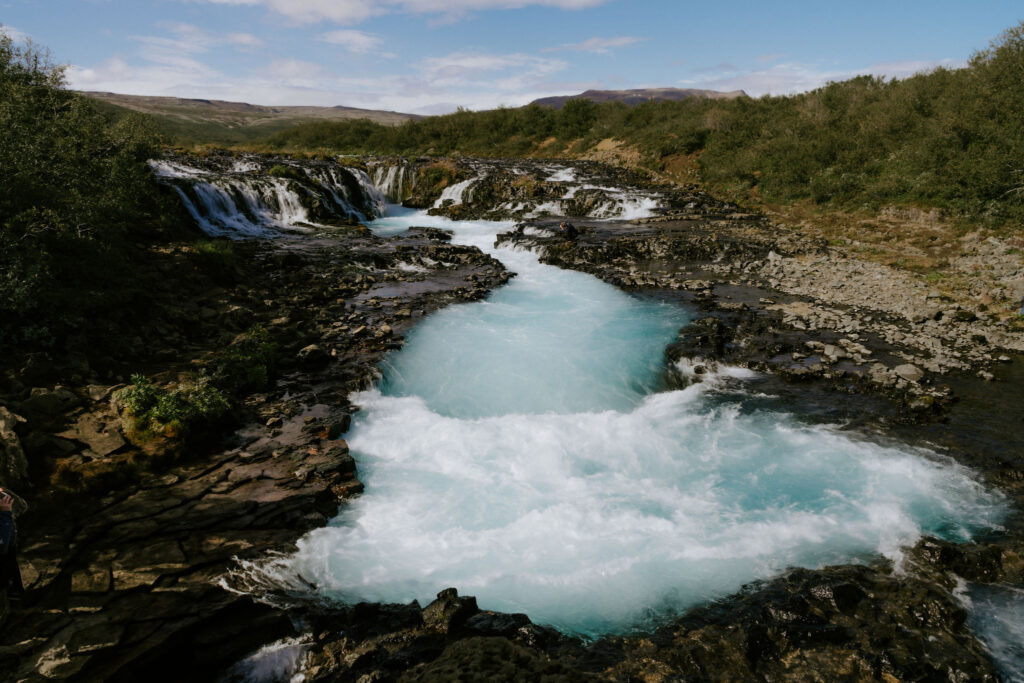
[319,29,387,54]
[544,36,646,54]
[67,35,574,115]
[195,0,610,25]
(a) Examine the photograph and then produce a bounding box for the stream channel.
[254,208,1010,642]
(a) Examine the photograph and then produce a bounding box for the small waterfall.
[433,176,483,208]
[371,164,404,203]
[348,167,389,217]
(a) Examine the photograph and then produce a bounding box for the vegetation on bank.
[104,324,275,471]
[265,22,1024,228]
[0,30,185,354]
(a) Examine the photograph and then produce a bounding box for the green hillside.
[264,22,1024,230]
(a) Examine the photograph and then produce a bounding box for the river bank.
[2,154,1021,681]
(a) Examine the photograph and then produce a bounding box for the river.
[263,209,1006,636]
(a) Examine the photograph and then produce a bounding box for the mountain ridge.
[81,91,418,145]
[531,87,747,108]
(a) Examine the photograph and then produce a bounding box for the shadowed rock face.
[281,559,1003,682]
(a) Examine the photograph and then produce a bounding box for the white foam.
[546,168,577,182]
[968,584,1024,682]
[149,160,208,179]
[225,636,310,683]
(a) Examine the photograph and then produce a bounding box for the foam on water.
[967,585,1024,682]
[266,210,1006,636]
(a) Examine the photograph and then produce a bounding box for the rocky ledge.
[0,224,510,680]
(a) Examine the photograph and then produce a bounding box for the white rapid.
[252,210,1007,636]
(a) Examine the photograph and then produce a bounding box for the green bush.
[117,374,229,440]
[0,28,174,351]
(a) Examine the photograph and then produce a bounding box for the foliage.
[261,20,1024,227]
[116,374,229,440]
[203,324,277,394]
[266,163,305,181]
[0,28,174,351]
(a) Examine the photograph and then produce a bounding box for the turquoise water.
[278,211,1006,635]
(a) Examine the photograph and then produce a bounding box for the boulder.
[894,364,924,383]
[21,386,80,417]
[422,588,479,633]
[327,414,351,439]
[57,413,126,458]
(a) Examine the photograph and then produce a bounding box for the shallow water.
[271,211,1006,636]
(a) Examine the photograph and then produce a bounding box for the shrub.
[192,239,241,284]
[0,28,174,352]
[204,324,277,394]
[117,374,229,441]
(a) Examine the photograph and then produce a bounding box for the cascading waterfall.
[241,209,1007,637]
[348,167,390,218]
[151,159,385,237]
[433,176,483,208]
[370,162,417,203]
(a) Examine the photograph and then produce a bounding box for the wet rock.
[327,414,351,439]
[422,588,480,633]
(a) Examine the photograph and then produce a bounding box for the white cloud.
[320,29,384,53]
[545,36,645,54]
[681,58,965,96]
[68,40,576,115]
[420,51,566,81]
[226,32,265,48]
[195,0,609,25]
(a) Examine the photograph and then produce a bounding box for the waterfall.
[433,176,483,208]
[347,168,389,217]
[370,164,407,203]
[151,158,386,238]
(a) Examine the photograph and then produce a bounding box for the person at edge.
[0,488,24,602]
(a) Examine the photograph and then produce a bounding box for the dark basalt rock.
[0,211,514,681]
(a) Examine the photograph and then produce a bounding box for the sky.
[2,1,1022,115]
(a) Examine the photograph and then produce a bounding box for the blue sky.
[2,1,1022,114]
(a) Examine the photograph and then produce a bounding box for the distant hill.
[81,92,418,146]
[531,88,747,109]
